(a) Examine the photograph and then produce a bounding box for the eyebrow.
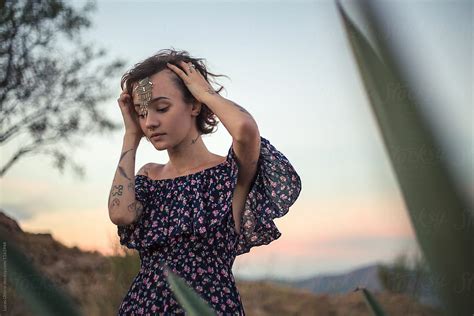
[133,96,171,107]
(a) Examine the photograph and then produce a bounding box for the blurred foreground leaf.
[336,1,474,315]
[355,287,387,316]
[164,263,217,316]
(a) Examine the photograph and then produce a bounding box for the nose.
[145,111,159,131]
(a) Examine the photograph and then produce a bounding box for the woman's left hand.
[166,61,216,103]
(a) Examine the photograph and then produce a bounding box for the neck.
[166,132,213,174]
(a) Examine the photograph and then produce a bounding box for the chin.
[151,141,167,150]
[152,142,165,148]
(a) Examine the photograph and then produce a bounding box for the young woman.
[108,48,302,315]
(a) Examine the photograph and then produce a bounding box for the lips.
[150,133,166,138]
[150,133,165,141]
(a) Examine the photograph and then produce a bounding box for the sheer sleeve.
[116,174,150,251]
[226,135,302,255]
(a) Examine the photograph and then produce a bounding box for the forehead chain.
[133,77,153,115]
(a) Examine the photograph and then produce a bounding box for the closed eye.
[138,108,167,117]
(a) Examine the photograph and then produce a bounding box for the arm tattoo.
[128,200,144,220]
[120,148,134,162]
[108,185,123,208]
[230,101,253,119]
[118,166,132,180]
[110,198,120,209]
[127,181,135,193]
[117,149,134,180]
[205,87,217,95]
[111,185,123,197]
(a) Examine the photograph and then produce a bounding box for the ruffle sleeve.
[227,135,302,256]
[116,174,151,250]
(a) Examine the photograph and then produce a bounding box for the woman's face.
[132,69,200,150]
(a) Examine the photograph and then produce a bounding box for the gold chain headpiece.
[133,77,153,116]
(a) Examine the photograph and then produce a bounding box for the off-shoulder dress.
[117,135,302,315]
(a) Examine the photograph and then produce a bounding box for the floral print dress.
[117,136,302,315]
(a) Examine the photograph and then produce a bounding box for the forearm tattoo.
[205,87,217,95]
[109,147,145,222]
[112,185,123,196]
[118,166,132,180]
[117,148,134,181]
[127,181,135,193]
[128,200,144,220]
[120,148,133,162]
[108,184,123,209]
[110,198,120,209]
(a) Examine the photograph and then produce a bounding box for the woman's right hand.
[117,90,144,139]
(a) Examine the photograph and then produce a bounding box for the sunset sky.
[1,0,472,280]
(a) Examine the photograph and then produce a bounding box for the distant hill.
[269,264,442,309]
[284,264,383,293]
[0,210,444,315]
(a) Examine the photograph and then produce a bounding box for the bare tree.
[0,0,126,178]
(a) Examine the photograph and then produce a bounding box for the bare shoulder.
[136,163,164,177]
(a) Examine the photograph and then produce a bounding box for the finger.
[117,95,126,105]
[184,61,196,74]
[167,62,187,78]
[179,61,195,75]
[181,61,197,77]
[179,60,189,69]
[117,94,132,108]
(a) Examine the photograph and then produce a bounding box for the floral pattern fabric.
[117,135,302,315]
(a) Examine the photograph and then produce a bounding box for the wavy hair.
[120,48,229,136]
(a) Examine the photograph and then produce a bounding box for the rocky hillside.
[0,210,444,315]
[0,210,112,316]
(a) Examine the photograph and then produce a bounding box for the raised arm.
[109,88,147,226]
[108,134,146,226]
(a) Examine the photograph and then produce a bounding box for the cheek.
[138,117,146,128]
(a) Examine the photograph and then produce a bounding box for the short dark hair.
[120,48,229,136]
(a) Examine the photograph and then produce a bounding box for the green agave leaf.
[164,264,217,316]
[335,1,474,315]
[0,228,82,316]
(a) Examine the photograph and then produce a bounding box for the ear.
[191,99,202,116]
